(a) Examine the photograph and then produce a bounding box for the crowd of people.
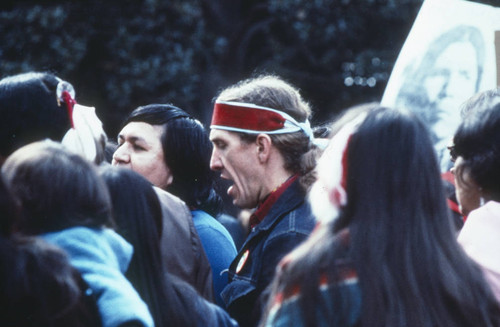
[0,70,500,327]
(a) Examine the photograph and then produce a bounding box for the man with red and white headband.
[209,75,318,327]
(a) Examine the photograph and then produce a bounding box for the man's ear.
[256,134,272,164]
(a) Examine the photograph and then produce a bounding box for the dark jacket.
[172,279,240,327]
[155,188,215,302]
[221,180,316,327]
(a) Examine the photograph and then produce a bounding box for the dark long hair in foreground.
[268,106,500,326]
[100,166,206,327]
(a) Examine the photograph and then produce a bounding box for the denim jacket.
[221,179,316,327]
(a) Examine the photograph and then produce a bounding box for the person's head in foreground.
[0,71,107,165]
[0,72,71,164]
[1,140,113,235]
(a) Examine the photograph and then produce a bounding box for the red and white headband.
[211,100,314,141]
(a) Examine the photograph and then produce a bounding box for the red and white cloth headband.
[211,100,314,141]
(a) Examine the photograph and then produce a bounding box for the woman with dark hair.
[0,72,70,162]
[0,71,107,165]
[261,104,500,326]
[1,140,154,327]
[0,166,101,326]
[451,88,500,302]
[113,104,237,306]
[100,165,239,327]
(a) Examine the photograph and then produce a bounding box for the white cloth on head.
[61,104,107,164]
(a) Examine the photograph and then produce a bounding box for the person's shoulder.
[192,210,224,229]
[192,210,236,246]
[266,277,360,327]
[484,201,500,214]
[154,186,188,209]
[43,226,103,247]
[273,200,316,234]
[462,201,500,230]
[154,187,192,229]
[43,227,133,271]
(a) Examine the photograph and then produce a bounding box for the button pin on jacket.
[236,249,250,274]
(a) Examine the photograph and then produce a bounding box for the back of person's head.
[99,166,162,241]
[284,104,500,327]
[0,72,71,161]
[215,75,318,188]
[99,165,196,327]
[99,165,163,270]
[341,106,448,231]
[123,103,222,215]
[314,104,454,260]
[1,140,113,235]
[453,100,500,197]
[341,106,498,326]
[0,235,100,327]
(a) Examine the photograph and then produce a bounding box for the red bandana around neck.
[249,174,299,229]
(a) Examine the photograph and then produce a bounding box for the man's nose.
[209,151,222,171]
[112,145,130,165]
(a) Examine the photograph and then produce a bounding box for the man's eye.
[214,141,226,150]
[133,144,145,151]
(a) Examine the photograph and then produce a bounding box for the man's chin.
[231,196,245,208]
[232,198,241,207]
[233,199,259,211]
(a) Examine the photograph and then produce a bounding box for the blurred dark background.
[0,0,496,137]
[1,0,496,216]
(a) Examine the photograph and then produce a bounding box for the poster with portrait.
[381,0,500,172]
